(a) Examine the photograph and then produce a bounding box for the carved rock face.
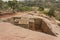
[9,17,56,36]
[29,18,56,36]
[4,13,59,37]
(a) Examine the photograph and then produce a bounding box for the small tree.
[8,0,17,13]
[47,8,55,17]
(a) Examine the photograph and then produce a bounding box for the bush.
[47,8,55,17]
[43,10,49,15]
[38,6,44,11]
[56,17,60,21]
[16,7,24,11]
[23,6,32,11]
[16,6,33,12]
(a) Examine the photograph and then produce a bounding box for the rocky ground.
[0,22,57,40]
[0,11,60,40]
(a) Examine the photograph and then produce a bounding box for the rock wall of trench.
[29,18,56,36]
[7,17,56,36]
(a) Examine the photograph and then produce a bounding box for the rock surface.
[0,22,57,40]
[5,14,59,36]
[0,12,60,40]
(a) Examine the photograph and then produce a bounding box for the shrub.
[16,6,33,12]
[38,6,44,11]
[43,10,49,15]
[47,8,55,17]
[56,17,60,21]
[22,6,32,11]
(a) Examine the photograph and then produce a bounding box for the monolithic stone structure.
[8,15,57,36]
